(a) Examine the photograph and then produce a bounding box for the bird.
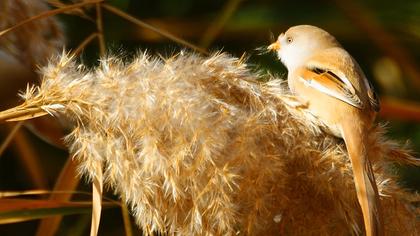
[267,25,383,236]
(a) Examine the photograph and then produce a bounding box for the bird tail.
[341,120,383,236]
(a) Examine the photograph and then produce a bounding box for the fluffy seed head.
[10,51,420,235]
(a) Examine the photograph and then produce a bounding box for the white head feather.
[273,25,340,71]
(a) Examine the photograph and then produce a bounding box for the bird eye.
[287,37,293,43]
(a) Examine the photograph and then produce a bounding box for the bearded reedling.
[268,25,383,235]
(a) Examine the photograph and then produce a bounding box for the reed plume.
[0,51,418,235]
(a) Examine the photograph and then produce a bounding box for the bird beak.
[267,41,281,51]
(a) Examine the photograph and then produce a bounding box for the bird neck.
[281,50,313,72]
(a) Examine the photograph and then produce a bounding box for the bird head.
[268,25,341,71]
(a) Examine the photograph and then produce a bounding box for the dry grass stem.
[102,4,208,54]
[95,3,105,56]
[0,0,67,68]
[121,197,134,236]
[36,157,81,236]
[73,33,99,56]
[90,164,103,236]
[11,128,48,189]
[0,51,418,235]
[199,0,243,49]
[0,190,52,198]
[0,122,23,157]
[380,97,420,122]
[0,0,101,37]
[330,0,420,88]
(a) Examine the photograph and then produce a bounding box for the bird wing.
[297,66,364,109]
[366,79,380,112]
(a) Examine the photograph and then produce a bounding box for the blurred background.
[0,0,419,235]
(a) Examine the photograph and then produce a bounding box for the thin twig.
[73,33,99,56]
[12,129,48,189]
[90,165,103,236]
[380,97,420,122]
[0,0,103,37]
[330,0,420,88]
[0,190,121,205]
[0,121,23,157]
[96,3,106,56]
[0,106,47,123]
[0,189,49,198]
[199,0,243,49]
[47,0,95,21]
[102,4,208,55]
[36,157,80,236]
[121,197,133,236]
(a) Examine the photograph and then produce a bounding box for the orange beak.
[267,41,281,51]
